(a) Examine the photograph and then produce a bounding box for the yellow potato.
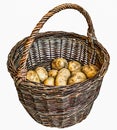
[57,68,71,79]
[35,67,48,82]
[48,69,58,77]
[55,76,67,86]
[82,64,99,78]
[26,70,40,83]
[68,61,81,72]
[44,77,54,86]
[71,69,81,76]
[68,72,86,85]
[55,68,70,86]
[52,58,68,70]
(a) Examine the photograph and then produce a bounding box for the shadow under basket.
[7,3,110,128]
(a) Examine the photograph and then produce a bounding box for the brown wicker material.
[7,3,110,128]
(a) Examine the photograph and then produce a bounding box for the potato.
[52,58,68,70]
[82,64,99,78]
[26,70,40,83]
[55,68,70,86]
[68,72,86,85]
[35,67,48,82]
[68,61,81,72]
[57,68,71,79]
[71,69,81,76]
[44,77,54,86]
[48,69,58,77]
[55,76,67,86]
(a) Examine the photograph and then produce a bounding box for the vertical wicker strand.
[90,49,95,64]
[49,40,52,60]
[70,39,73,59]
[84,42,88,64]
[76,39,81,61]
[29,47,34,67]
[81,44,85,64]
[92,51,96,64]
[77,41,83,63]
[34,41,39,63]
[28,51,32,69]
[60,39,63,58]
[37,40,41,62]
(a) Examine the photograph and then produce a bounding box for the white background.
[0,0,116,130]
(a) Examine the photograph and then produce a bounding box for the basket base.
[23,102,93,128]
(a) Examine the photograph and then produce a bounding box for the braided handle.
[17,3,96,79]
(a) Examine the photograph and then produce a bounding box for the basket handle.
[17,3,96,79]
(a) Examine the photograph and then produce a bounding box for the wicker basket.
[7,3,110,128]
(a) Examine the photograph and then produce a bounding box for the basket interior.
[13,32,103,71]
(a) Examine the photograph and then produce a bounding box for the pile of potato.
[26,58,99,86]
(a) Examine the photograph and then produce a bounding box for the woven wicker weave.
[7,3,110,128]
